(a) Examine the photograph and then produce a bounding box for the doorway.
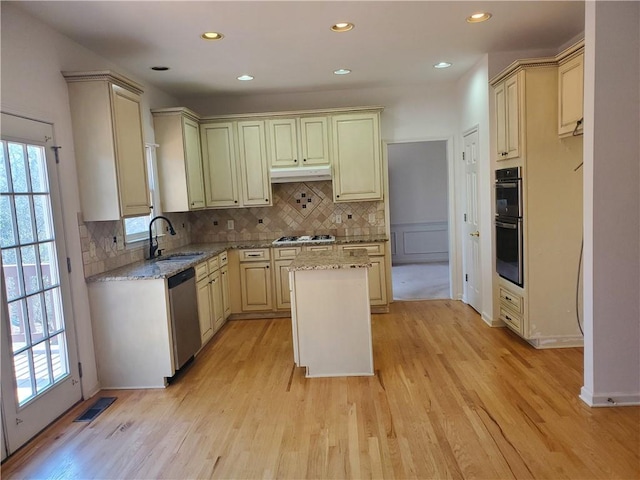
[1,113,82,457]
[387,140,450,300]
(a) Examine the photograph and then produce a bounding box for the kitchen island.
[288,249,374,377]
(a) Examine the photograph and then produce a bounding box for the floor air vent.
[74,396,116,422]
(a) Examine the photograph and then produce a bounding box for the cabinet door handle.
[234,200,238,204]
[303,158,307,162]
[336,195,340,198]
[265,198,269,202]
[294,159,298,163]
[266,265,270,269]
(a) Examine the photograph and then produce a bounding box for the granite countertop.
[87,234,387,283]
[288,249,371,271]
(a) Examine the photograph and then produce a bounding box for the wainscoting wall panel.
[391,221,448,264]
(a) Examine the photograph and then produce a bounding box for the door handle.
[470,231,480,237]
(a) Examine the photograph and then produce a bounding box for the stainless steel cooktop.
[272,235,335,245]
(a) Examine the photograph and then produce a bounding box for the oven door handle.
[495,182,519,189]
[495,220,519,229]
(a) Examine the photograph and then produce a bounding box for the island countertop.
[288,248,371,271]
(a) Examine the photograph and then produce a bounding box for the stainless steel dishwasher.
[167,268,201,370]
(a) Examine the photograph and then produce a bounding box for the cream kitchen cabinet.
[331,111,383,202]
[200,120,272,208]
[195,253,227,346]
[238,248,273,312]
[490,44,584,348]
[236,120,272,207]
[200,122,241,208]
[63,71,150,221]
[220,254,231,320]
[493,71,524,161]
[196,262,214,345]
[558,49,584,137]
[339,243,388,306]
[267,116,330,168]
[273,246,302,310]
[152,108,205,211]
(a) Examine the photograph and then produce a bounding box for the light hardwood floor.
[2,300,639,479]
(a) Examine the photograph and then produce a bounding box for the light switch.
[335,214,342,224]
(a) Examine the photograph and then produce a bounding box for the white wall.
[456,55,493,322]
[1,3,179,397]
[581,1,640,406]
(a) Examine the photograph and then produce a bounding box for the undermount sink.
[154,253,204,262]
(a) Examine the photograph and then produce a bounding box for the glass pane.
[8,300,28,351]
[33,341,52,394]
[27,293,46,344]
[15,195,35,244]
[0,195,17,247]
[8,143,28,193]
[21,245,40,295]
[14,350,34,404]
[44,287,64,334]
[2,248,22,300]
[28,145,48,193]
[39,242,59,288]
[124,215,149,235]
[0,141,9,192]
[33,195,53,241]
[50,333,69,382]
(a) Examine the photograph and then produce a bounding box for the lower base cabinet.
[195,252,229,348]
[339,243,388,306]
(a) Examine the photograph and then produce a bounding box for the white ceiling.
[12,1,585,100]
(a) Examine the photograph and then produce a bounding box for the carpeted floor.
[392,262,450,300]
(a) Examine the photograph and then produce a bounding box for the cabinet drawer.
[240,248,271,261]
[274,246,301,259]
[303,245,334,252]
[195,262,208,281]
[499,287,523,313]
[340,243,383,255]
[499,306,523,334]
[219,251,228,266]
[208,255,220,271]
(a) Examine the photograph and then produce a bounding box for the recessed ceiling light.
[333,68,351,75]
[433,62,452,69]
[151,66,170,71]
[466,12,492,23]
[237,74,254,81]
[201,31,224,40]
[331,22,354,32]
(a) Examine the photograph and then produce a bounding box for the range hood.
[270,165,332,183]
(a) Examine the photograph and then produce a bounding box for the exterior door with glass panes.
[0,113,81,455]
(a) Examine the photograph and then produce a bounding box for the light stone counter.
[86,235,386,282]
[288,249,371,271]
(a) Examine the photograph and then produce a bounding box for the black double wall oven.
[495,167,524,287]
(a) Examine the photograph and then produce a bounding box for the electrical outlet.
[227,219,234,230]
[335,214,342,224]
[369,213,376,224]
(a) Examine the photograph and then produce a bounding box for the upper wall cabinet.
[331,111,383,202]
[237,120,272,206]
[493,71,524,161]
[267,116,330,168]
[63,71,150,221]
[152,107,205,212]
[200,122,240,208]
[558,50,584,137]
[200,120,272,208]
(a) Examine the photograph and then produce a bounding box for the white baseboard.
[580,387,640,407]
[481,312,503,327]
[528,335,584,349]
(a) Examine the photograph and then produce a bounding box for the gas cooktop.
[272,235,336,245]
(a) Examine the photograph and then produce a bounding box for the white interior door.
[1,113,82,456]
[463,129,482,312]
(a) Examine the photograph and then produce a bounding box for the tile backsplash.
[79,212,191,278]
[189,181,385,243]
[80,181,385,277]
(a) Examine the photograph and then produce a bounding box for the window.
[124,144,160,243]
